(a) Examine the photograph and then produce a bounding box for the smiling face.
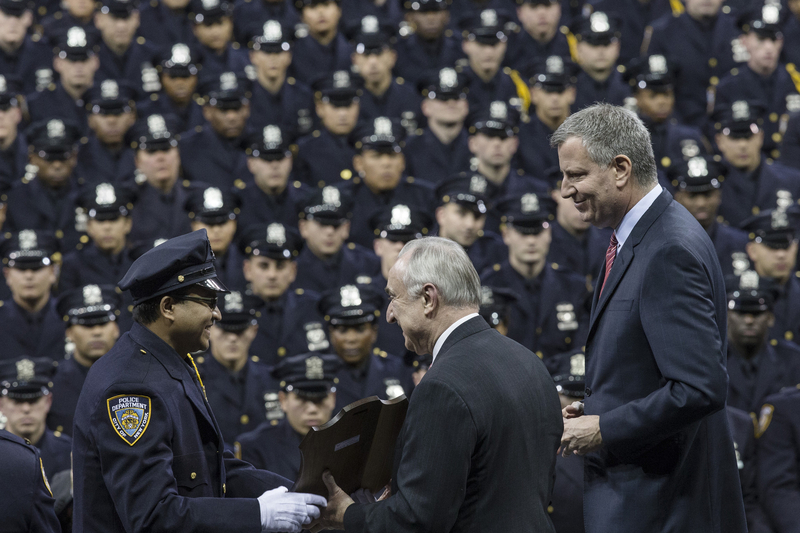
[170,286,222,353]
[329,322,377,365]
[385,255,429,355]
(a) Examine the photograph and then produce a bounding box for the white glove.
[258,486,327,533]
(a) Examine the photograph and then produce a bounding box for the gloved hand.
[258,486,327,532]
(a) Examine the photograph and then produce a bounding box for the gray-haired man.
[315,236,562,532]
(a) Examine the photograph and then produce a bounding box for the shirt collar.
[431,312,479,364]
[615,184,662,252]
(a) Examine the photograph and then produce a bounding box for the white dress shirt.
[614,184,663,252]
[431,313,480,366]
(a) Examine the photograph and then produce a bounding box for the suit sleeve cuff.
[343,503,365,533]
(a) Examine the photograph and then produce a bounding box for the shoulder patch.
[107,395,152,446]
[756,403,774,438]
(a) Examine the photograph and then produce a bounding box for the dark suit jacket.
[583,189,747,532]
[344,316,563,532]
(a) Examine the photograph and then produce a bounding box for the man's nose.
[386,302,396,323]
[212,306,222,320]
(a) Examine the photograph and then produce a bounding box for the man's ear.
[613,154,633,188]
[159,295,177,322]
[422,282,439,316]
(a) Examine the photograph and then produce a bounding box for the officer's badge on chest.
[305,322,330,351]
[555,302,578,331]
[107,395,152,445]
[383,378,405,399]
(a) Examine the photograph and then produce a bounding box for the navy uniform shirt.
[778,110,800,171]
[550,454,585,533]
[357,79,422,134]
[503,29,571,72]
[769,274,800,346]
[646,10,742,127]
[333,352,413,412]
[393,31,466,90]
[461,65,521,123]
[0,298,66,362]
[0,132,29,183]
[71,322,290,532]
[338,177,436,248]
[293,243,381,294]
[247,79,315,139]
[517,114,560,179]
[196,354,280,446]
[136,1,199,51]
[249,289,330,366]
[572,69,631,112]
[404,128,472,185]
[0,36,53,95]
[235,418,303,482]
[589,0,672,65]
[714,64,800,158]
[708,222,749,278]
[290,32,353,86]
[232,0,300,45]
[294,128,357,187]
[48,355,91,436]
[27,83,91,137]
[96,40,163,102]
[196,45,251,83]
[137,94,206,135]
[480,260,590,361]
[128,180,193,244]
[77,135,137,184]
[179,126,253,188]
[35,428,72,480]
[237,180,309,233]
[0,429,61,533]
[726,339,800,414]
[548,221,612,285]
[718,159,800,227]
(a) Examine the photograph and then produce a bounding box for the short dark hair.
[132,297,162,325]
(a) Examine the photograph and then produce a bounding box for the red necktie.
[599,232,618,298]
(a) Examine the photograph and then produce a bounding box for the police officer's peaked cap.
[713,100,765,138]
[294,0,341,11]
[347,15,396,54]
[496,191,556,233]
[131,113,180,151]
[725,270,780,313]
[404,0,449,12]
[189,0,232,23]
[478,285,517,327]
[246,123,293,160]
[319,283,384,325]
[215,290,260,330]
[547,349,586,398]
[272,352,340,398]
[57,284,122,326]
[740,205,800,249]
[571,11,621,46]
[0,74,22,108]
[119,229,229,305]
[669,155,726,193]
[523,55,577,91]
[78,182,137,220]
[158,43,200,76]
[369,204,431,242]
[185,185,241,224]
[1,230,59,268]
[420,67,467,100]
[470,100,519,137]
[737,4,784,39]
[249,19,293,52]
[99,0,138,17]
[239,223,303,259]
[301,186,354,224]
[0,0,30,16]
[460,9,513,44]
[353,116,405,152]
[86,79,136,114]
[0,357,57,400]
[312,70,362,106]
[624,54,675,92]
[436,172,497,214]
[200,71,250,109]
[54,26,98,61]
[27,118,81,158]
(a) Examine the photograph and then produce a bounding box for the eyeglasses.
[174,294,219,310]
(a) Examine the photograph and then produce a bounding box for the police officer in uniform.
[239,123,310,233]
[588,0,671,65]
[78,79,138,183]
[0,0,53,95]
[340,0,403,36]
[290,0,353,85]
[234,352,340,481]
[240,223,331,365]
[319,283,412,412]
[0,428,61,532]
[294,185,382,292]
[404,68,473,184]
[478,285,517,336]
[339,116,436,248]
[505,0,569,72]
[724,269,800,414]
[188,0,251,80]
[480,192,590,362]
[196,290,281,447]
[72,229,327,532]
[40,0,99,39]
[0,75,29,183]
[293,70,360,187]
[186,185,246,290]
[0,356,72,479]
[0,231,66,361]
[779,109,800,171]
[670,155,749,277]
[49,284,121,436]
[247,20,315,139]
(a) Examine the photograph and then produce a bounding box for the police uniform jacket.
[294,128,357,187]
[27,83,90,137]
[293,243,381,294]
[643,116,708,173]
[232,0,300,45]
[0,429,61,533]
[196,45,252,83]
[180,126,253,189]
[0,298,66,362]
[249,289,329,367]
[137,95,206,135]
[338,177,437,248]
[548,221,612,284]
[778,110,800,171]
[0,132,29,183]
[781,15,800,68]
[646,11,742,127]
[480,259,589,362]
[503,29,571,72]
[136,1,199,52]
[550,454,585,533]
[462,66,521,124]
[77,135,137,184]
[96,40,163,102]
[357,80,422,133]
[708,221,749,278]
[756,388,800,533]
[247,79,315,139]
[718,159,800,227]
[590,0,673,65]
[128,180,193,244]
[35,428,72,480]
[197,354,279,446]
[517,114,560,179]
[393,32,466,90]
[48,355,91,436]
[0,36,53,95]
[464,231,507,276]
[727,339,800,414]
[290,33,353,86]
[237,180,308,233]
[572,69,631,112]
[235,418,303,482]
[404,128,472,185]
[768,274,800,346]
[333,352,413,412]
[72,322,291,533]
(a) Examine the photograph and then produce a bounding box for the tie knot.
[610,231,618,247]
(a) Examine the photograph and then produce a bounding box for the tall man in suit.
[554,103,747,532]
[315,236,563,532]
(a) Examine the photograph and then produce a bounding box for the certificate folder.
[292,395,409,497]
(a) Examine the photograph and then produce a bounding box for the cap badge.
[439,68,457,89]
[263,20,282,41]
[101,79,119,99]
[787,94,800,113]
[687,157,708,178]
[333,70,350,89]
[170,44,191,65]
[47,119,65,139]
[546,55,564,75]
[266,223,287,246]
[384,378,404,399]
[731,252,750,276]
[153,238,168,247]
[570,353,585,376]
[521,193,539,214]
[67,27,87,48]
[201,0,220,9]
[470,174,487,194]
[771,208,789,229]
[374,116,393,136]
[648,55,667,75]
[340,285,362,307]
[263,125,282,145]
[762,4,780,24]
[680,139,700,158]
[147,114,168,137]
[489,100,507,120]
[96,183,117,206]
[361,15,379,33]
[732,100,751,121]
[589,12,610,33]
[480,9,497,27]
[0,76,7,93]
[305,355,325,380]
[740,270,760,290]
[322,186,341,207]
[220,72,238,91]
[18,229,38,251]
[83,284,103,306]
[776,189,794,209]
[480,286,494,306]
[224,291,243,312]
[390,204,412,227]
[201,187,223,210]
[15,358,35,382]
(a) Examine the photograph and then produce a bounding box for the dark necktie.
[599,232,618,297]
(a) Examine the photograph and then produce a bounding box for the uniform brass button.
[547,505,554,514]
[708,58,717,67]
[223,483,226,494]
[536,351,543,359]
[240,415,250,425]
[191,472,197,480]
[277,347,286,357]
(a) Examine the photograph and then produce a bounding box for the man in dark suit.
[315,236,563,532]
[554,104,747,532]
